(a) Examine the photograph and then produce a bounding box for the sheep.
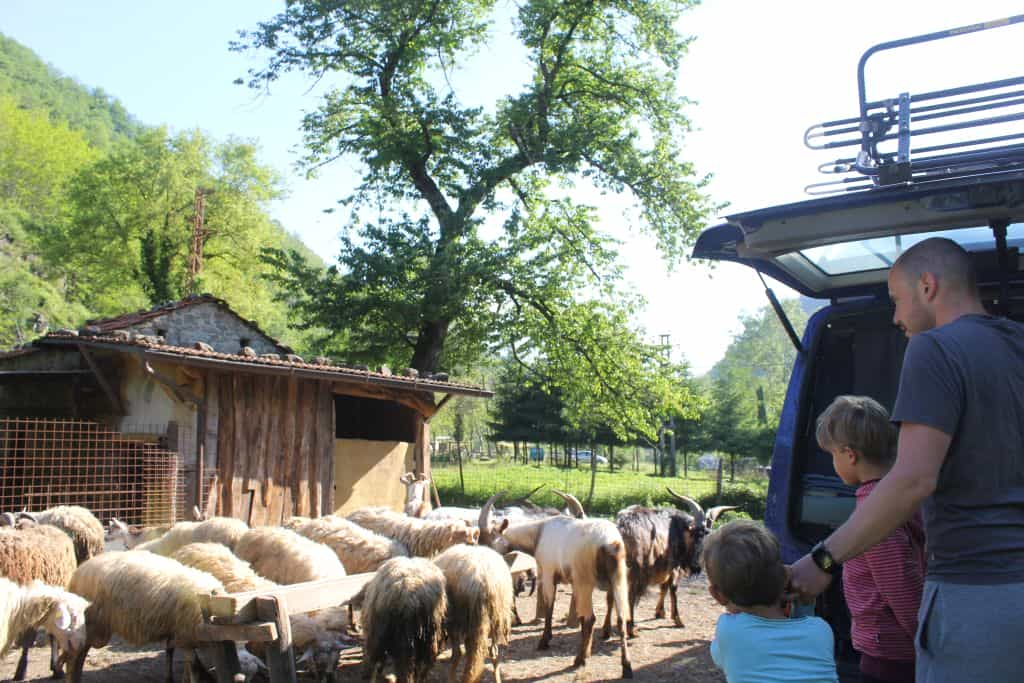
[13,506,105,564]
[0,522,79,679]
[171,543,350,674]
[66,551,224,683]
[399,472,433,517]
[290,515,409,573]
[503,550,538,627]
[234,526,346,585]
[347,507,479,558]
[105,518,170,549]
[133,516,249,556]
[360,556,447,683]
[482,503,633,680]
[433,545,512,683]
[0,578,88,681]
[602,490,738,639]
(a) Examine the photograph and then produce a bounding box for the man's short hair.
[701,519,786,607]
[816,395,896,465]
[893,236,978,295]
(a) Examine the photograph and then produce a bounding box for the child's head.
[816,395,896,485]
[702,519,786,609]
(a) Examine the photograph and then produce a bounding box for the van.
[692,16,1024,681]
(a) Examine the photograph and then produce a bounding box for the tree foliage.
[239,0,716,385]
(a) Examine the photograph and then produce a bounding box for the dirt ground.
[8,575,727,683]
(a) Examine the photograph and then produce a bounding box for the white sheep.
[13,506,105,564]
[234,527,346,584]
[0,521,80,679]
[347,507,478,558]
[433,545,512,683]
[132,516,249,556]
[0,578,88,682]
[290,516,408,573]
[66,551,224,683]
[361,556,448,683]
[483,509,633,679]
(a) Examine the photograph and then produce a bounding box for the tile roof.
[33,332,491,397]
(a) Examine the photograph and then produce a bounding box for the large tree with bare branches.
[240,0,713,439]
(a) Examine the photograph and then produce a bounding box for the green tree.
[241,0,716,381]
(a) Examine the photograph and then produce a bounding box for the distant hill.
[0,34,144,149]
[0,34,326,352]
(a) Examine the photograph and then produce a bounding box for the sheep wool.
[433,545,512,683]
[234,527,346,585]
[68,552,223,646]
[23,506,105,564]
[347,508,478,558]
[0,577,86,658]
[171,542,275,594]
[292,516,408,574]
[0,524,77,587]
[134,516,249,556]
[361,557,447,683]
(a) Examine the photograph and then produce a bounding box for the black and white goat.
[602,489,736,638]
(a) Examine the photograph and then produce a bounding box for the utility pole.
[659,334,677,477]
[186,187,212,295]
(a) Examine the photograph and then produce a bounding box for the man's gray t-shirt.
[891,314,1024,584]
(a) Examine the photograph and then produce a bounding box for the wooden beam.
[193,621,278,643]
[201,572,375,623]
[257,595,297,683]
[330,381,436,418]
[77,344,123,414]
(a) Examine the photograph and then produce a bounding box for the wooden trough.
[196,572,375,683]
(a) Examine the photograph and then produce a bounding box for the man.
[786,237,1024,682]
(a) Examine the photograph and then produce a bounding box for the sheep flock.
[0,483,734,682]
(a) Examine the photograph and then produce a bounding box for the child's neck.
[733,602,788,619]
[855,462,890,484]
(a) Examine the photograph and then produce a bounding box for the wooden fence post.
[716,457,724,505]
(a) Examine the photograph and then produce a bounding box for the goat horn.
[0,513,15,527]
[666,487,705,523]
[706,506,739,527]
[521,484,544,501]
[478,491,507,545]
[16,511,37,523]
[551,490,586,518]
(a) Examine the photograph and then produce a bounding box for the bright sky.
[4,1,1021,374]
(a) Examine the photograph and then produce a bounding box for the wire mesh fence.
[0,417,189,526]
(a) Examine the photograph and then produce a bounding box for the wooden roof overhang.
[33,337,491,419]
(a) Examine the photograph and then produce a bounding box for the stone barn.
[0,295,490,525]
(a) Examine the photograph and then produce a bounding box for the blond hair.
[701,520,786,607]
[816,395,896,465]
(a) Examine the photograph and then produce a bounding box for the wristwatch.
[810,541,840,575]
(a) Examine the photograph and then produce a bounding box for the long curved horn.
[666,487,705,526]
[706,505,739,527]
[521,484,544,501]
[17,511,37,523]
[551,490,586,518]
[478,491,506,545]
[0,512,15,527]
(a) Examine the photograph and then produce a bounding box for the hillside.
[0,33,325,351]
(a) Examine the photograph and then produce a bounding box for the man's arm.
[786,422,949,602]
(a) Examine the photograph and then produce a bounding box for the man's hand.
[784,553,833,604]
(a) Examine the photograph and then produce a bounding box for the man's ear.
[708,583,729,607]
[919,271,939,302]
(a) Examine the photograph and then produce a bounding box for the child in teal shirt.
[704,520,838,683]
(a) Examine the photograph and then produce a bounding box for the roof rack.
[805,15,1024,196]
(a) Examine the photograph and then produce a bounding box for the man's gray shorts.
[916,580,1024,682]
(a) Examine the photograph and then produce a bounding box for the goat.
[602,490,736,639]
[481,502,633,680]
[400,472,433,518]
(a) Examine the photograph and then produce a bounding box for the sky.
[3,1,1022,374]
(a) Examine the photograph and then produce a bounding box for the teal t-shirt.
[710,612,838,683]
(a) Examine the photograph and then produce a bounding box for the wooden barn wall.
[213,373,334,524]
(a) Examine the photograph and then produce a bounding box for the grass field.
[431,460,768,519]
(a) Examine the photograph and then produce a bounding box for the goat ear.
[499,518,509,533]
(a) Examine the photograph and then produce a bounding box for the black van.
[692,15,1024,681]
